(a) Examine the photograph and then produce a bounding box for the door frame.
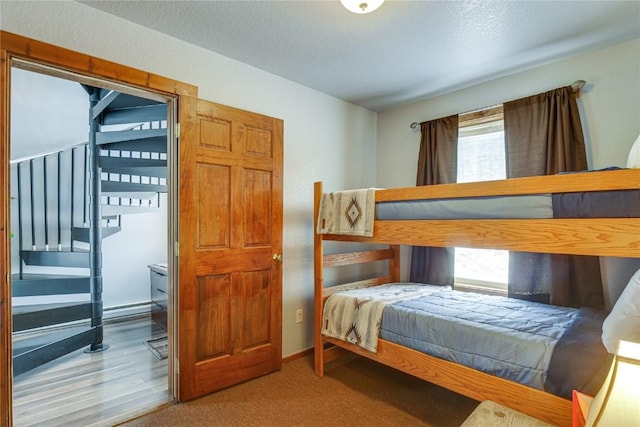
[0,31,198,426]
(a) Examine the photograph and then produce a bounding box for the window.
[454,106,509,291]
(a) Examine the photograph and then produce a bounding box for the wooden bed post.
[389,244,401,282]
[313,182,325,377]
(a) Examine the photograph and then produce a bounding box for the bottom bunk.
[315,254,640,427]
[323,283,609,399]
[316,280,615,426]
[315,282,580,427]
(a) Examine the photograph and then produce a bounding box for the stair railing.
[11,142,88,259]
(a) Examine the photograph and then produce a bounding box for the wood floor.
[12,314,171,427]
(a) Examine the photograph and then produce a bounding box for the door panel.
[244,169,272,246]
[179,97,283,400]
[242,270,272,347]
[196,163,230,248]
[196,274,231,360]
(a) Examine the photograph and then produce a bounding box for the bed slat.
[375,169,640,202]
[374,218,639,258]
[324,336,572,427]
[324,248,396,267]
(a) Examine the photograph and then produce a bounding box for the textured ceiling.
[80,0,640,112]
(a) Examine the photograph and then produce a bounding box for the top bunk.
[314,168,640,258]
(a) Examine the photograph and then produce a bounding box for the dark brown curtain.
[504,86,604,309]
[409,115,458,285]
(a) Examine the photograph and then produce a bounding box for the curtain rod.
[409,80,587,130]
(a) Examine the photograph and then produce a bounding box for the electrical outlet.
[295,309,303,324]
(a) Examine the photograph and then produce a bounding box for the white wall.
[101,197,168,309]
[11,68,89,160]
[377,38,640,306]
[1,1,377,357]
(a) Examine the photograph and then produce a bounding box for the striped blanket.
[321,283,442,352]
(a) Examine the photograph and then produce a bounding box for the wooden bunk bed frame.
[313,169,640,427]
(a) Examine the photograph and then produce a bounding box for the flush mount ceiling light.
[340,0,385,14]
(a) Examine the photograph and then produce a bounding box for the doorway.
[1,32,283,426]
[8,61,176,426]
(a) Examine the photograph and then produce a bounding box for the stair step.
[71,226,121,243]
[101,99,167,125]
[97,128,166,145]
[102,165,167,178]
[11,274,90,297]
[13,302,93,332]
[102,191,159,200]
[13,326,96,376]
[100,156,166,172]
[101,92,164,111]
[100,138,167,153]
[100,160,167,178]
[20,248,90,268]
[101,181,167,193]
[102,205,160,216]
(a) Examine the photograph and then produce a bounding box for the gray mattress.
[378,285,579,391]
[375,190,640,220]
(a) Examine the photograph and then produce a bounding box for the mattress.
[356,284,611,398]
[375,190,640,220]
[379,286,575,390]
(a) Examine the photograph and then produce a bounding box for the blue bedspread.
[378,286,602,395]
[544,308,611,397]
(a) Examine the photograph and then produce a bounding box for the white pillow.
[627,134,640,168]
[602,268,640,353]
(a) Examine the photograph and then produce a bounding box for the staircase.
[11,87,167,376]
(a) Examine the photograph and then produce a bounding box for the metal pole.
[57,152,62,251]
[43,156,49,250]
[29,159,35,250]
[87,88,108,353]
[17,163,24,279]
[70,148,75,250]
[83,145,88,226]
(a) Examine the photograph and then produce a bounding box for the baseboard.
[103,302,152,321]
[283,347,313,363]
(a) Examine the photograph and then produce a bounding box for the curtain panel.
[409,114,458,286]
[504,85,604,309]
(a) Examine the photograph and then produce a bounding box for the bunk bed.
[313,168,640,427]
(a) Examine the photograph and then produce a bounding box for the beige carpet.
[119,354,478,427]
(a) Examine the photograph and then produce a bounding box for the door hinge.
[174,357,179,374]
[175,123,180,138]
[174,241,179,257]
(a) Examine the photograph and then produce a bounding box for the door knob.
[273,253,282,262]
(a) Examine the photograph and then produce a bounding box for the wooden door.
[178,97,283,400]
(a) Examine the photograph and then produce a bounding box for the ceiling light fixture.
[340,0,385,14]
